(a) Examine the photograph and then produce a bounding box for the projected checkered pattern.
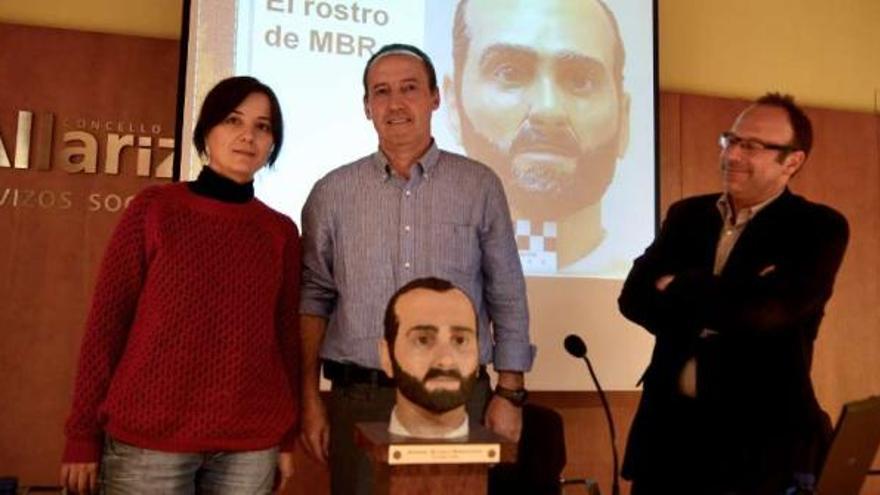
[515,220,558,274]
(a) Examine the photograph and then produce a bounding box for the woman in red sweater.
[60,76,300,494]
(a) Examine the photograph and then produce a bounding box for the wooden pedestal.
[355,422,517,495]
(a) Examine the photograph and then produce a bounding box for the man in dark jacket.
[619,93,849,494]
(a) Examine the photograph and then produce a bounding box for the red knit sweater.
[63,183,301,462]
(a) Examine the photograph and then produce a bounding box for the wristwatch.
[494,384,528,407]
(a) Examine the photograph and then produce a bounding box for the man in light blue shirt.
[299,43,534,495]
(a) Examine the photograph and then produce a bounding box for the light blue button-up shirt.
[300,142,535,371]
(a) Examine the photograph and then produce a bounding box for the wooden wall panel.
[658,92,682,215]
[0,23,177,485]
[805,107,880,418]
[548,392,639,495]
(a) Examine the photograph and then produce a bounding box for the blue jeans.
[100,437,277,494]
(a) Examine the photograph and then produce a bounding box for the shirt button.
[404,261,411,269]
[405,190,411,197]
[404,225,411,232]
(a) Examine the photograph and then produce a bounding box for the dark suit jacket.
[618,189,848,493]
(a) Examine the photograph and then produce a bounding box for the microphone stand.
[578,354,620,495]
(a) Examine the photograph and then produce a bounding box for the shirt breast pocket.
[432,222,480,276]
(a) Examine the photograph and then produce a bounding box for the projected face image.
[386,288,479,414]
[448,0,628,221]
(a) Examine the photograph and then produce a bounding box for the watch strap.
[494,384,528,407]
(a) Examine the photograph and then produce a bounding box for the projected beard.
[457,101,619,222]
[392,359,478,414]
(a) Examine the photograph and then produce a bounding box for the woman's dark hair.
[193,76,284,166]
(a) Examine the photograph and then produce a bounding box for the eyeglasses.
[719,131,797,154]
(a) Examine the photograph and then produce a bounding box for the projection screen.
[178,0,658,390]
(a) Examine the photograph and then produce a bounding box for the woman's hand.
[60,462,98,494]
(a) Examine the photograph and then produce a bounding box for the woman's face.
[205,91,274,183]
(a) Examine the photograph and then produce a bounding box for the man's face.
[721,105,803,210]
[451,0,628,220]
[364,54,439,152]
[386,288,479,414]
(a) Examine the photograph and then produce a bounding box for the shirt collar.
[717,188,784,226]
[372,140,440,180]
[387,406,469,439]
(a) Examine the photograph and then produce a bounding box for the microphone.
[564,334,587,358]
[564,334,620,495]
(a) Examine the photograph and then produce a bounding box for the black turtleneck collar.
[187,166,254,203]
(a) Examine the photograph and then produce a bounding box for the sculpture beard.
[392,362,479,414]
[458,106,619,222]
